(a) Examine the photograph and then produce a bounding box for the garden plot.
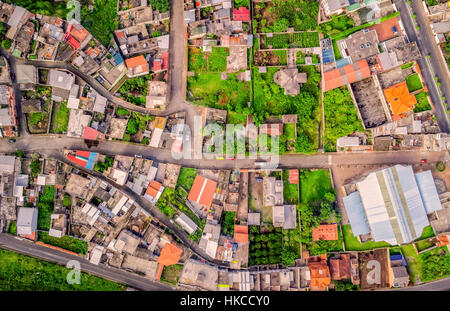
[260,32,319,49]
[252,0,319,33]
[254,50,287,66]
[188,46,229,73]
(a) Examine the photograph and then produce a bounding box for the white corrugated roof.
[415,170,442,214]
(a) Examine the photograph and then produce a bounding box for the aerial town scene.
[0,0,449,293]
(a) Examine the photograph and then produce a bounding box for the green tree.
[281,250,296,267]
[1,39,11,50]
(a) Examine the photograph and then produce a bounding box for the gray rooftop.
[415,170,442,214]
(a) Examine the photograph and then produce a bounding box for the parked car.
[420,159,427,163]
[10,72,15,81]
[7,139,15,143]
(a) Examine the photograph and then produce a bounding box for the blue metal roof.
[85,152,97,170]
[390,254,407,266]
[336,58,351,68]
[343,192,371,236]
[415,170,442,214]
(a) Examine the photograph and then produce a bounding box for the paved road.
[395,276,450,291]
[0,134,447,170]
[0,233,173,291]
[395,0,450,133]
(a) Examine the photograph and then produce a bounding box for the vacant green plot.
[405,73,423,92]
[37,186,55,231]
[118,75,150,106]
[52,101,70,133]
[419,246,450,282]
[401,62,414,70]
[300,169,332,204]
[227,111,247,124]
[272,50,287,65]
[284,124,296,141]
[187,72,250,111]
[176,167,198,191]
[81,0,118,47]
[8,220,16,235]
[38,232,88,254]
[342,224,391,251]
[0,249,125,291]
[283,170,299,204]
[30,112,44,125]
[323,86,364,152]
[414,92,432,113]
[116,107,130,116]
[208,47,229,72]
[401,244,421,284]
[160,264,183,285]
[415,239,434,252]
[262,32,319,49]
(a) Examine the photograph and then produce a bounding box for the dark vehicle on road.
[10,72,15,81]
[8,139,16,143]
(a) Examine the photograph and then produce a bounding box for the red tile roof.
[75,150,91,159]
[125,55,147,70]
[324,60,371,92]
[289,169,299,184]
[233,7,250,21]
[188,175,217,208]
[329,254,351,280]
[367,17,402,42]
[145,180,163,199]
[312,224,338,241]
[162,52,169,70]
[308,254,331,290]
[82,126,100,140]
[234,225,248,243]
[157,243,182,266]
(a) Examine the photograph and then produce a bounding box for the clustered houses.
[319,1,450,153]
[0,85,17,137]
[0,1,169,107]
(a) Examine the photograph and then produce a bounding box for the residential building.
[48,69,75,101]
[157,243,183,280]
[340,29,379,63]
[125,55,149,77]
[234,225,248,243]
[188,175,217,209]
[312,224,338,241]
[199,223,221,258]
[273,68,307,96]
[63,19,92,50]
[329,253,351,281]
[323,59,371,92]
[143,180,164,204]
[0,85,17,137]
[233,7,250,21]
[308,254,331,291]
[17,207,38,239]
[176,213,198,234]
[263,177,283,206]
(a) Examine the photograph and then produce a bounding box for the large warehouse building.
[343,165,442,245]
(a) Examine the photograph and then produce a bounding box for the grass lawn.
[415,239,434,252]
[401,244,421,284]
[405,73,423,92]
[414,92,432,112]
[300,169,333,204]
[342,224,391,251]
[160,264,183,285]
[176,167,198,191]
[0,249,125,291]
[52,101,70,133]
[283,170,299,204]
[81,0,118,47]
[227,111,247,124]
[416,225,435,240]
[116,107,130,116]
[284,124,296,141]
[187,72,250,110]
